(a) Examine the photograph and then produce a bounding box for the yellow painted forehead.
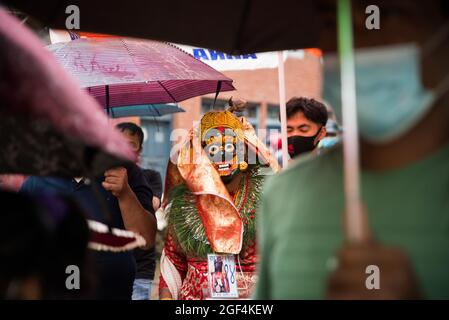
[200,110,244,140]
[203,127,239,145]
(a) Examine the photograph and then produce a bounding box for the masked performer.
[159,100,280,300]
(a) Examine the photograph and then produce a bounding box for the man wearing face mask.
[286,97,328,159]
[255,0,449,300]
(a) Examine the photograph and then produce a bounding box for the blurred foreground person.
[255,0,449,299]
[20,162,155,299]
[159,100,279,300]
[0,192,90,299]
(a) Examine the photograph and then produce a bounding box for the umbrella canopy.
[105,103,185,118]
[46,38,235,108]
[7,0,319,55]
[0,8,136,177]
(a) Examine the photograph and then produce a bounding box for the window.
[266,104,281,148]
[244,103,258,119]
[267,104,280,121]
[201,98,228,114]
[242,103,259,130]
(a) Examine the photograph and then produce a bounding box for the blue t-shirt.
[20,163,153,299]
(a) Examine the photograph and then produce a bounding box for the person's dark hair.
[285,97,328,127]
[116,122,144,150]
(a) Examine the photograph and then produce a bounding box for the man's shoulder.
[125,164,154,213]
[126,163,147,185]
[126,162,142,175]
[142,168,159,175]
[142,168,162,181]
[21,176,69,193]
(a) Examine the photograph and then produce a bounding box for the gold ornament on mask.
[239,161,248,172]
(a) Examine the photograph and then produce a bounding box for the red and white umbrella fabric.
[0,9,136,177]
[47,37,235,109]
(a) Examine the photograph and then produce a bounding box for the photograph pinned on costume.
[207,254,238,299]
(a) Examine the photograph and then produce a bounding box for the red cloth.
[0,174,26,192]
[159,230,257,300]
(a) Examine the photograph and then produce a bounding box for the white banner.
[49,29,309,72]
[176,44,305,71]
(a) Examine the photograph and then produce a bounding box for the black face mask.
[287,128,322,159]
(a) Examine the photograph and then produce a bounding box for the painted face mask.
[324,23,449,144]
[201,111,246,180]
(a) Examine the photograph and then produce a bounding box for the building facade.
[143,50,323,186]
[119,50,323,189]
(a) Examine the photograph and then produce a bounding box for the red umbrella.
[0,8,136,177]
[0,9,145,252]
[47,38,235,109]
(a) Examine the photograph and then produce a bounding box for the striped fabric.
[47,38,235,107]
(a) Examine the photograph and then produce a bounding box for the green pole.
[338,0,366,243]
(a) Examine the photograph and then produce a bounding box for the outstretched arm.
[102,167,156,249]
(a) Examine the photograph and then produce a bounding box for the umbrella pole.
[277,51,288,169]
[338,0,365,243]
[212,81,222,109]
[106,85,112,119]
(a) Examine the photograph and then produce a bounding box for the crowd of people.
[0,96,336,300]
[6,76,448,300]
[1,0,449,301]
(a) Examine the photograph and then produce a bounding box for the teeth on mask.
[218,163,230,171]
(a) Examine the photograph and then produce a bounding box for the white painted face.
[203,127,241,177]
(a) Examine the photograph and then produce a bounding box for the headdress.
[200,110,244,141]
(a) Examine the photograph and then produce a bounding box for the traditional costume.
[159,104,279,300]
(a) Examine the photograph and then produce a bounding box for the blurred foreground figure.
[255,0,449,299]
[0,192,90,299]
[20,163,154,299]
[159,100,279,300]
